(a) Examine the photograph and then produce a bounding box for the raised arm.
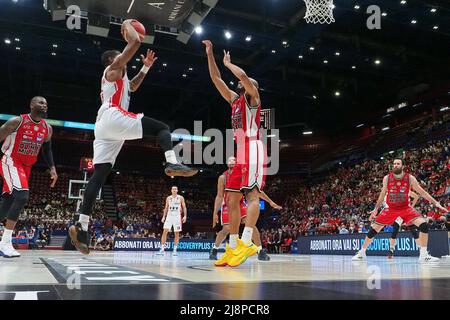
[106,20,142,78]
[369,175,389,221]
[222,50,260,105]
[202,40,237,104]
[410,175,448,212]
[0,116,21,143]
[212,175,225,228]
[129,49,158,92]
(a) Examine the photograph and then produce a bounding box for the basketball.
[123,19,146,42]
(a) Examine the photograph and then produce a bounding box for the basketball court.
[1,251,450,300]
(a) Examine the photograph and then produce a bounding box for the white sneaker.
[352,250,366,261]
[418,253,440,263]
[0,242,21,258]
[172,250,178,256]
[156,249,165,255]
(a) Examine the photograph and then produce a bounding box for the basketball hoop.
[303,0,335,24]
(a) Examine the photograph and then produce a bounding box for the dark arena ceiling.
[0,0,450,139]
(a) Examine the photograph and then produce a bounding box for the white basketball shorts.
[93,106,144,166]
[163,214,182,232]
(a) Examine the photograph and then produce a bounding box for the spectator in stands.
[339,223,349,235]
[35,229,48,249]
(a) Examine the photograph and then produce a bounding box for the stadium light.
[224,30,232,39]
[194,26,203,34]
[303,131,313,135]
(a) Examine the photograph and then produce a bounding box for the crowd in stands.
[263,138,449,242]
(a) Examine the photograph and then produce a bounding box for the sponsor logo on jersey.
[23,135,32,140]
[25,130,33,134]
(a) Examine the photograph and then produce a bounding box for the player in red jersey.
[210,157,282,263]
[353,159,448,263]
[0,96,57,258]
[69,20,197,255]
[203,40,268,267]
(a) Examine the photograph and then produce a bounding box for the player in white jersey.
[69,20,197,255]
[157,186,187,256]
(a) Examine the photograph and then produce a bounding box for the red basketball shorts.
[0,156,31,194]
[375,206,422,226]
[220,194,247,225]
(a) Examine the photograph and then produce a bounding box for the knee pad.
[418,222,429,234]
[391,222,400,239]
[7,190,29,221]
[12,190,29,206]
[367,227,379,239]
[410,226,420,239]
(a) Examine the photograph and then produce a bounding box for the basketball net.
[303,0,335,24]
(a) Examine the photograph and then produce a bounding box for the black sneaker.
[165,163,198,177]
[258,249,270,261]
[209,248,218,260]
[387,249,394,259]
[69,222,91,255]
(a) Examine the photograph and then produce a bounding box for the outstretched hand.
[141,49,158,68]
[202,40,213,55]
[223,50,231,66]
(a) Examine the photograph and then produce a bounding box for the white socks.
[241,227,253,245]
[174,245,178,251]
[229,234,238,249]
[164,150,178,164]
[78,214,90,231]
[420,246,428,256]
[1,229,13,244]
[213,245,220,250]
[257,245,262,253]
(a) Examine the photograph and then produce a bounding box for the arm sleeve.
[41,141,55,168]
